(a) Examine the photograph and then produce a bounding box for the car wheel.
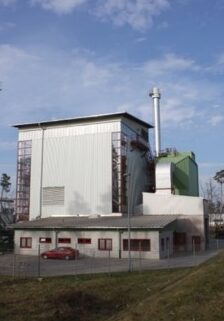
[43,255,48,259]
[65,255,70,260]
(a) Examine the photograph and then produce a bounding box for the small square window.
[78,238,91,244]
[39,237,52,244]
[20,237,32,248]
[123,239,150,252]
[58,238,71,244]
[98,238,112,251]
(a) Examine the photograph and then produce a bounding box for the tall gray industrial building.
[13,88,208,259]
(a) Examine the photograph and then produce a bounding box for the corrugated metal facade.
[19,121,121,220]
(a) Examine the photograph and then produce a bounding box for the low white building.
[14,215,177,259]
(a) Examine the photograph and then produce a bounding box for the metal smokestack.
[150,87,161,157]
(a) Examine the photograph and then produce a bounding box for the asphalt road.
[0,249,220,278]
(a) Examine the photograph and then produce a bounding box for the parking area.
[0,248,220,278]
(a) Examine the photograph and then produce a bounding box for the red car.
[41,247,79,260]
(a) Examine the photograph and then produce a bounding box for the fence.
[0,240,223,278]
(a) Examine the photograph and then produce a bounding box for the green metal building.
[157,151,199,196]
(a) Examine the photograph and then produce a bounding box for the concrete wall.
[143,193,208,251]
[143,193,205,216]
[14,229,163,259]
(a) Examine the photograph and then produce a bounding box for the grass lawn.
[0,251,224,321]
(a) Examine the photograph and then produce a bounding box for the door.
[192,236,201,252]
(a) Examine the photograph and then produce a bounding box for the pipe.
[38,123,45,218]
[149,87,161,157]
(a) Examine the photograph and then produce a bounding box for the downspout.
[38,124,45,219]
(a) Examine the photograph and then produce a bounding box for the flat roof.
[12,112,153,130]
[12,215,177,230]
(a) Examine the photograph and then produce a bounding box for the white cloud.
[217,53,224,65]
[209,115,224,126]
[161,97,196,126]
[143,53,200,76]
[0,0,16,5]
[0,0,171,31]
[0,44,39,70]
[31,0,87,14]
[0,43,223,133]
[1,43,224,184]
[95,0,170,31]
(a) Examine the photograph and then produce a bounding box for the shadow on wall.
[176,217,202,234]
[96,188,112,214]
[68,192,90,215]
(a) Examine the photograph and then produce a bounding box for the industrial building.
[13,88,208,259]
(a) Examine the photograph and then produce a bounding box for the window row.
[20,237,151,251]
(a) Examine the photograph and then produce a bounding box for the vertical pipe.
[124,171,131,271]
[127,173,131,272]
[39,125,45,218]
[149,87,161,157]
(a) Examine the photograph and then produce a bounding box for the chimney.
[149,87,161,157]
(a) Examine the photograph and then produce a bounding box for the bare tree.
[201,178,218,214]
[0,173,11,212]
[214,170,224,214]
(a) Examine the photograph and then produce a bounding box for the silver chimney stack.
[150,87,161,157]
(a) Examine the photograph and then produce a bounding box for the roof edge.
[12,112,153,129]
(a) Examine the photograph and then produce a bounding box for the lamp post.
[124,172,131,272]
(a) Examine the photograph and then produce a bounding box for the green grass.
[1,252,224,321]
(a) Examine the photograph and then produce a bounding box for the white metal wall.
[19,121,120,219]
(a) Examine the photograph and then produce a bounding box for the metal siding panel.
[42,121,120,137]
[21,121,121,219]
[19,129,42,140]
[40,132,112,216]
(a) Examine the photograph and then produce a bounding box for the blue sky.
[0,0,224,194]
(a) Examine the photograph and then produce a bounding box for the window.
[161,238,165,251]
[20,237,32,248]
[98,238,112,251]
[39,237,52,244]
[123,239,150,251]
[166,237,170,250]
[58,238,71,244]
[78,238,91,244]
